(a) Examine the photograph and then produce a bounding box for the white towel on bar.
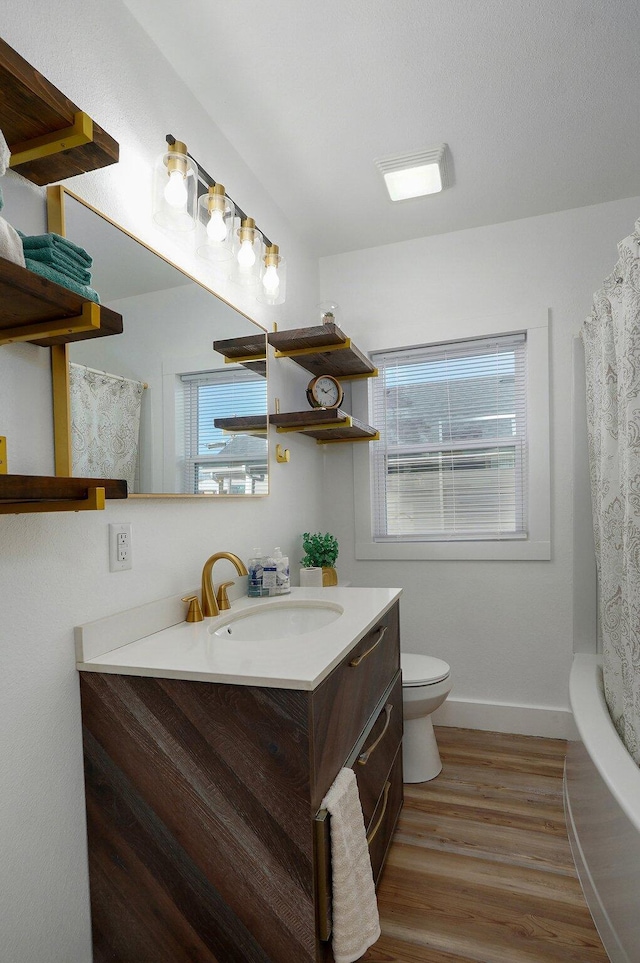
[321,767,381,963]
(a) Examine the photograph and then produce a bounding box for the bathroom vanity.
[76,587,403,963]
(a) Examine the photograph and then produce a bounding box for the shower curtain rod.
[70,362,148,390]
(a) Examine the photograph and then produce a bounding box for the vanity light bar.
[166,134,274,248]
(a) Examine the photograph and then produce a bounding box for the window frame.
[352,311,550,561]
[179,368,268,496]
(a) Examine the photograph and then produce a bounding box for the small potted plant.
[300,531,339,586]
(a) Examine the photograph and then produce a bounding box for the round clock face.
[306,374,344,409]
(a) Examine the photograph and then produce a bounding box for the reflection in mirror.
[56,191,268,496]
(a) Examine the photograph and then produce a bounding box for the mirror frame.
[47,185,269,498]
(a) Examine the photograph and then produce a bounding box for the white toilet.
[401,652,452,782]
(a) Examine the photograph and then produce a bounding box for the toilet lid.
[401,652,450,686]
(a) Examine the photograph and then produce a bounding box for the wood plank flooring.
[362,727,609,963]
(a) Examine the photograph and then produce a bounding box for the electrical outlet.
[109,523,132,572]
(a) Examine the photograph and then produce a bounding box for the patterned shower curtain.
[582,217,640,766]
[69,363,144,492]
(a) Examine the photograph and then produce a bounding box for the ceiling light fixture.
[196,183,235,262]
[257,244,286,305]
[376,144,450,201]
[230,216,263,288]
[152,139,198,230]
[155,135,286,304]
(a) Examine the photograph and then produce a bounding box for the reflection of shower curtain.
[69,363,144,491]
[582,218,640,766]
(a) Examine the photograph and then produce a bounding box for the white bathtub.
[565,653,640,963]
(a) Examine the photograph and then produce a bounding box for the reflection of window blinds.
[370,333,527,541]
[179,368,268,494]
[181,369,266,453]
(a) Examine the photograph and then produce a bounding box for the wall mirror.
[48,188,268,497]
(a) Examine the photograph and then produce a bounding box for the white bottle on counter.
[247,548,264,597]
[273,547,291,595]
[261,551,277,596]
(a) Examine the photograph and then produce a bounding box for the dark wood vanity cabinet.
[79,601,403,963]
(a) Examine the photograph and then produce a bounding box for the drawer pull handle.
[366,781,392,846]
[358,704,393,766]
[349,626,387,667]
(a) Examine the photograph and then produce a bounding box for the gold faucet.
[201,552,249,617]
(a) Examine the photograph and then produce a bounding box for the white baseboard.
[432,697,579,740]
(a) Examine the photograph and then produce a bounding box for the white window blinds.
[370,333,527,541]
[179,368,267,495]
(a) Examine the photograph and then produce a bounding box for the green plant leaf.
[300,531,339,567]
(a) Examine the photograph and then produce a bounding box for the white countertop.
[76,586,402,691]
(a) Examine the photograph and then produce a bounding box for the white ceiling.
[121,0,640,257]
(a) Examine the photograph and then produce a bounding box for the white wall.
[320,196,640,735]
[3,3,638,959]
[0,3,324,961]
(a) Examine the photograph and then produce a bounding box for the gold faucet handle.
[215,581,235,611]
[181,595,204,622]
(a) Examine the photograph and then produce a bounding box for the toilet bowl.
[401,652,452,783]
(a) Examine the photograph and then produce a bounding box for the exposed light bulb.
[164,169,188,209]
[237,238,256,267]
[262,264,280,293]
[207,208,228,242]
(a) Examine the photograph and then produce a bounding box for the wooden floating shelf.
[0,257,123,347]
[213,334,267,377]
[213,415,268,434]
[267,323,377,380]
[269,409,379,444]
[0,36,119,185]
[0,474,127,514]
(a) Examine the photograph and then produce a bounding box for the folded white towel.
[0,128,10,177]
[321,768,381,963]
[0,216,26,268]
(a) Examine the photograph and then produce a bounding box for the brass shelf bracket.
[275,417,353,434]
[9,111,94,168]
[0,486,106,515]
[224,353,266,365]
[316,431,380,445]
[273,338,351,360]
[0,436,6,474]
[0,300,101,347]
[338,368,379,382]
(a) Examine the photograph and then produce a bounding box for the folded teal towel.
[24,257,100,304]
[24,246,92,285]
[19,231,93,267]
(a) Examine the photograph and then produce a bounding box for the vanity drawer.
[310,602,400,808]
[351,671,402,830]
[367,747,403,886]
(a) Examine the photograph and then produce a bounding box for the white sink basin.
[211,599,343,642]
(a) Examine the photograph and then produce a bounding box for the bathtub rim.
[569,652,640,834]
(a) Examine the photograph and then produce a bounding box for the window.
[353,314,550,561]
[371,334,527,541]
[179,369,267,495]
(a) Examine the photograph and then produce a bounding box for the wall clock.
[305,374,344,409]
